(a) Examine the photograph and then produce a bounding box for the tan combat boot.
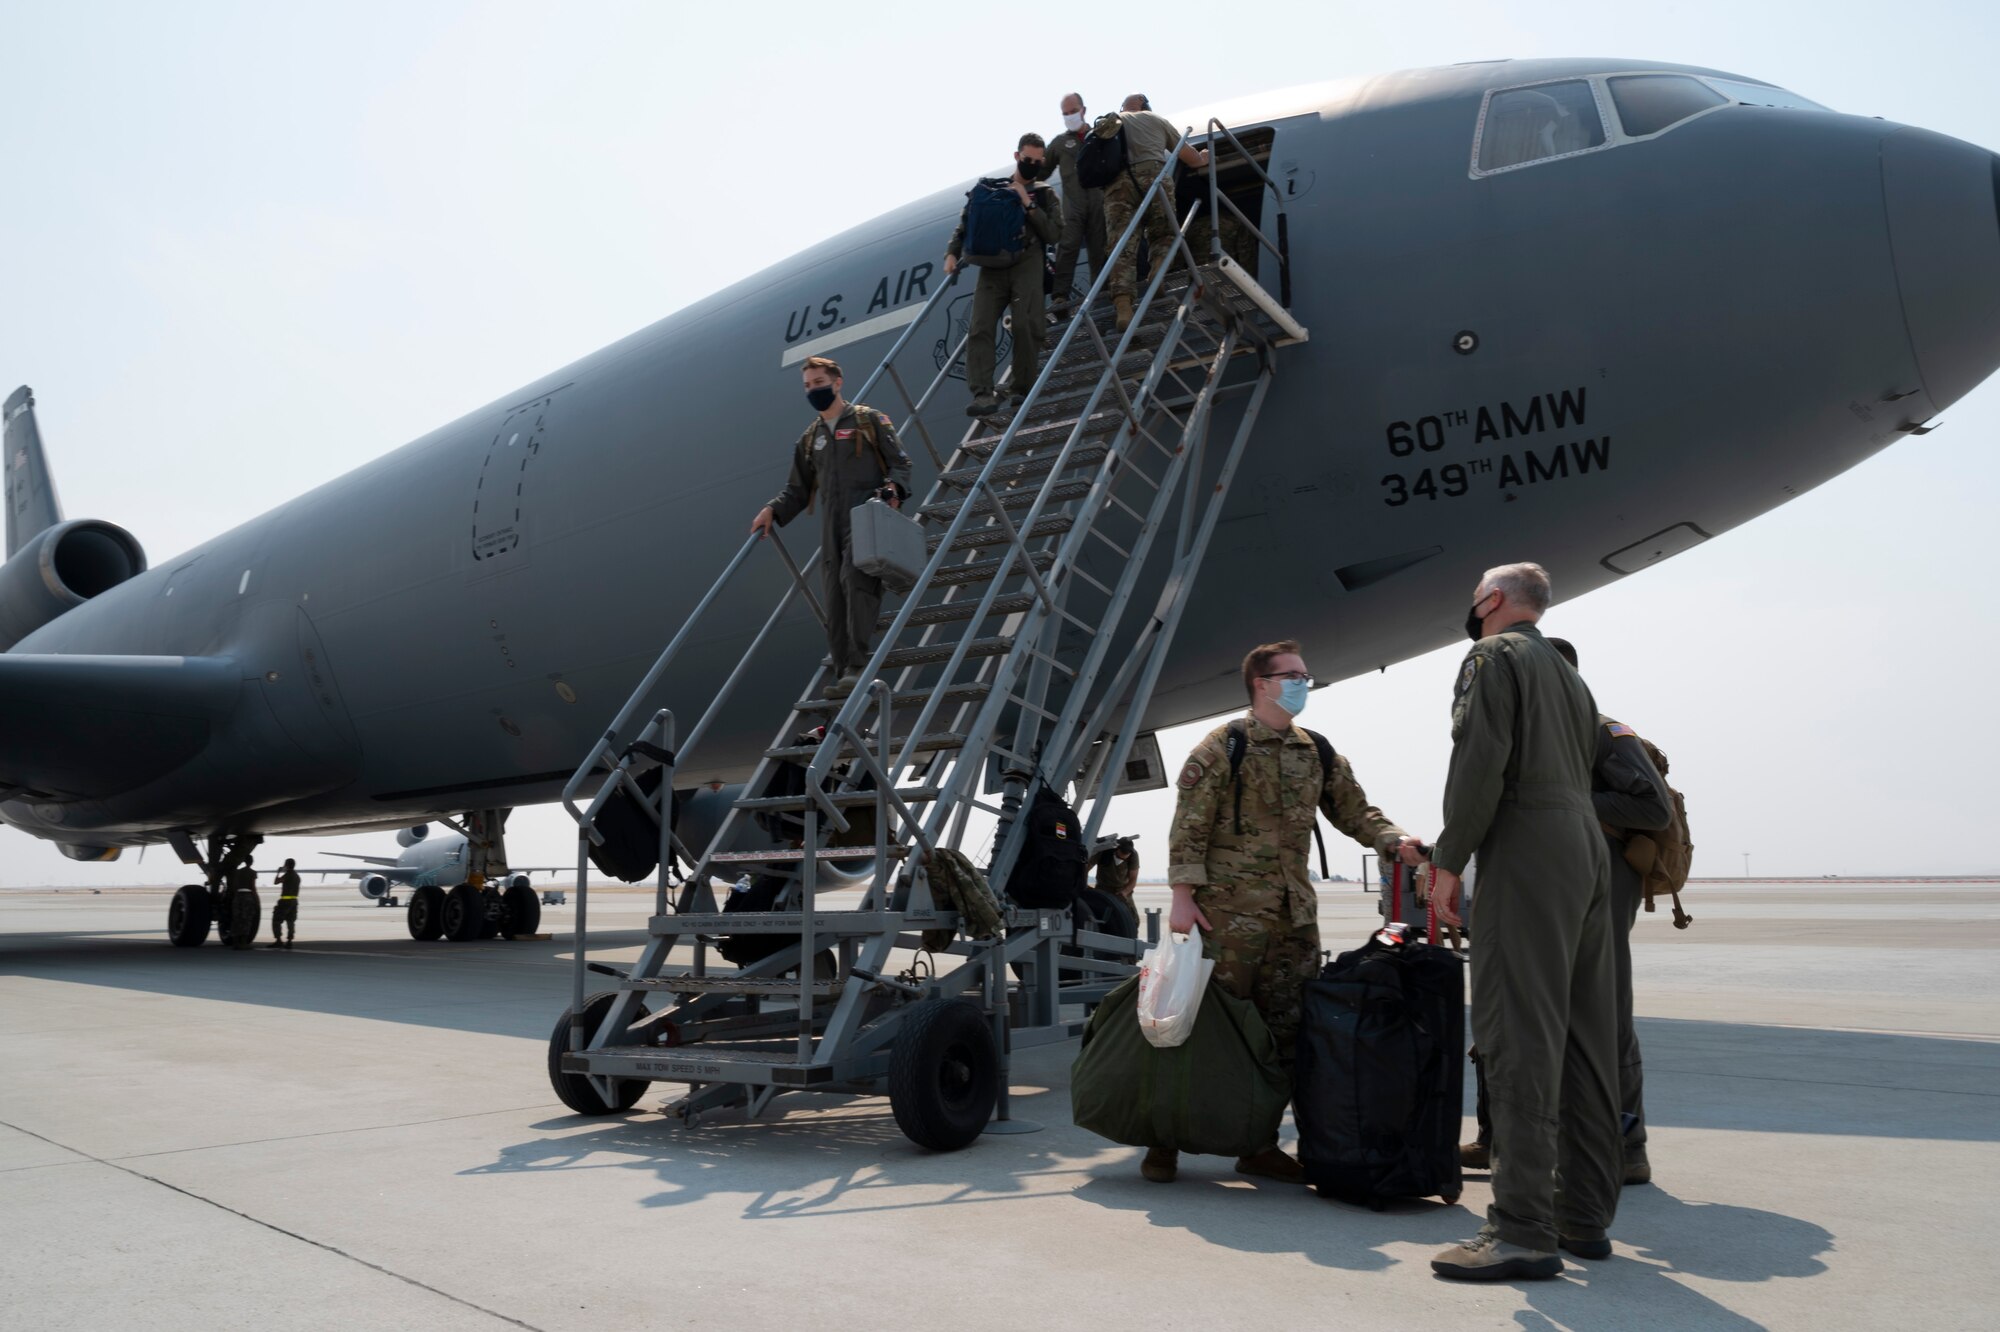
[1113,294,1134,332]
[1431,1226,1562,1281]
[1459,1140,1492,1169]
[1141,1145,1178,1183]
[1234,1145,1304,1183]
[1624,1147,1652,1186]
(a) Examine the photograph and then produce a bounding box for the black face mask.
[1018,158,1040,181]
[805,385,838,412]
[1464,594,1492,642]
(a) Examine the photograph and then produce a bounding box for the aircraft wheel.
[167,884,213,947]
[546,992,651,1115]
[501,880,541,939]
[407,885,445,941]
[443,884,485,942]
[225,888,261,950]
[476,887,503,939]
[887,997,998,1152]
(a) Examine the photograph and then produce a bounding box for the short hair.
[1062,91,1084,108]
[283,857,296,868]
[1547,638,1578,669]
[1480,561,1552,613]
[1241,638,1302,701]
[1125,93,1151,110]
[801,355,842,379]
[1018,131,1045,151]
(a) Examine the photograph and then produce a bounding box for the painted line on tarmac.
[0,1115,551,1331]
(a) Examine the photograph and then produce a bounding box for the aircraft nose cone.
[1880,129,2000,412]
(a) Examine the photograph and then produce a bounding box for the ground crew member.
[1427,563,1621,1281]
[944,133,1062,418]
[1159,639,1427,1186]
[1461,639,1670,1185]
[269,857,302,949]
[1045,93,1108,313]
[750,356,913,699]
[1090,836,1139,906]
[221,857,259,949]
[1102,94,1209,331]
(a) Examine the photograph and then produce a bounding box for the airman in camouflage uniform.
[1151,639,1424,1185]
[1100,96,1212,331]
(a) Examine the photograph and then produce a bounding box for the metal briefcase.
[849,497,925,594]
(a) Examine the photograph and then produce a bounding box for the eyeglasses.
[1259,671,1313,685]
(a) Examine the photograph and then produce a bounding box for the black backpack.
[587,764,673,883]
[1077,122,1128,191]
[961,178,1027,267]
[1003,782,1088,909]
[1294,926,1466,1208]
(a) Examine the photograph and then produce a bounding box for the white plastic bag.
[1134,925,1215,1049]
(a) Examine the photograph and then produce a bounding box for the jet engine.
[395,825,430,848]
[359,873,392,901]
[0,519,148,651]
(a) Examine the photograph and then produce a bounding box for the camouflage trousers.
[1102,161,1178,301]
[270,898,298,945]
[1196,880,1320,1068]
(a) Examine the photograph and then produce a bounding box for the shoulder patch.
[1455,654,1484,696]
[1605,721,1637,739]
[1177,761,1206,790]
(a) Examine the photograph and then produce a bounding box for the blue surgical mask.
[1276,678,1309,716]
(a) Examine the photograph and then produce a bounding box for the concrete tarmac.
[2,880,1996,1331]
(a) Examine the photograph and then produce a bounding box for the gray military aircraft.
[3,59,1996,949]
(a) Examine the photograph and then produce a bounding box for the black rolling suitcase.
[1294,922,1464,1208]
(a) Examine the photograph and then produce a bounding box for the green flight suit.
[1169,715,1407,1069]
[766,404,915,677]
[1434,622,1620,1252]
[1045,128,1108,301]
[947,178,1062,403]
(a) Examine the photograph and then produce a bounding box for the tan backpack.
[1621,736,1693,929]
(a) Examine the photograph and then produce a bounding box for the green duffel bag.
[1070,974,1290,1157]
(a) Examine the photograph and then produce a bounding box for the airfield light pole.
[1742,852,1750,878]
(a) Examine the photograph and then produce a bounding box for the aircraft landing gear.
[168,884,213,947]
[443,883,487,942]
[166,832,264,949]
[407,885,446,941]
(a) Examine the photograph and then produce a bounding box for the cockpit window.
[1704,78,1827,111]
[1477,81,1607,172]
[1608,75,1728,138]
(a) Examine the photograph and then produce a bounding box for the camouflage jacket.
[1167,714,1407,899]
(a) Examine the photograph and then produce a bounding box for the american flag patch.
[1606,722,1636,739]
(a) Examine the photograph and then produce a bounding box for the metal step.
[872,594,1032,631]
[567,1045,842,1087]
[880,636,1013,669]
[764,730,967,762]
[940,440,1112,489]
[796,681,992,713]
[932,515,1074,552]
[651,910,949,935]
[730,786,941,811]
[621,974,845,997]
[952,411,1122,465]
[929,550,1054,586]
[706,846,912,865]
[919,478,1094,523]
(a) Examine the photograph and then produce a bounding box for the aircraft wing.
[0,654,239,800]
[322,852,402,867]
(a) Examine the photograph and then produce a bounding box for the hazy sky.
[2,0,1996,888]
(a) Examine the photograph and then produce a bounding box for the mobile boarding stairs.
[551,123,1309,1149]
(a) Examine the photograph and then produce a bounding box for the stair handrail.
[805,126,1203,791]
[560,270,966,840]
[1201,118,1293,304]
